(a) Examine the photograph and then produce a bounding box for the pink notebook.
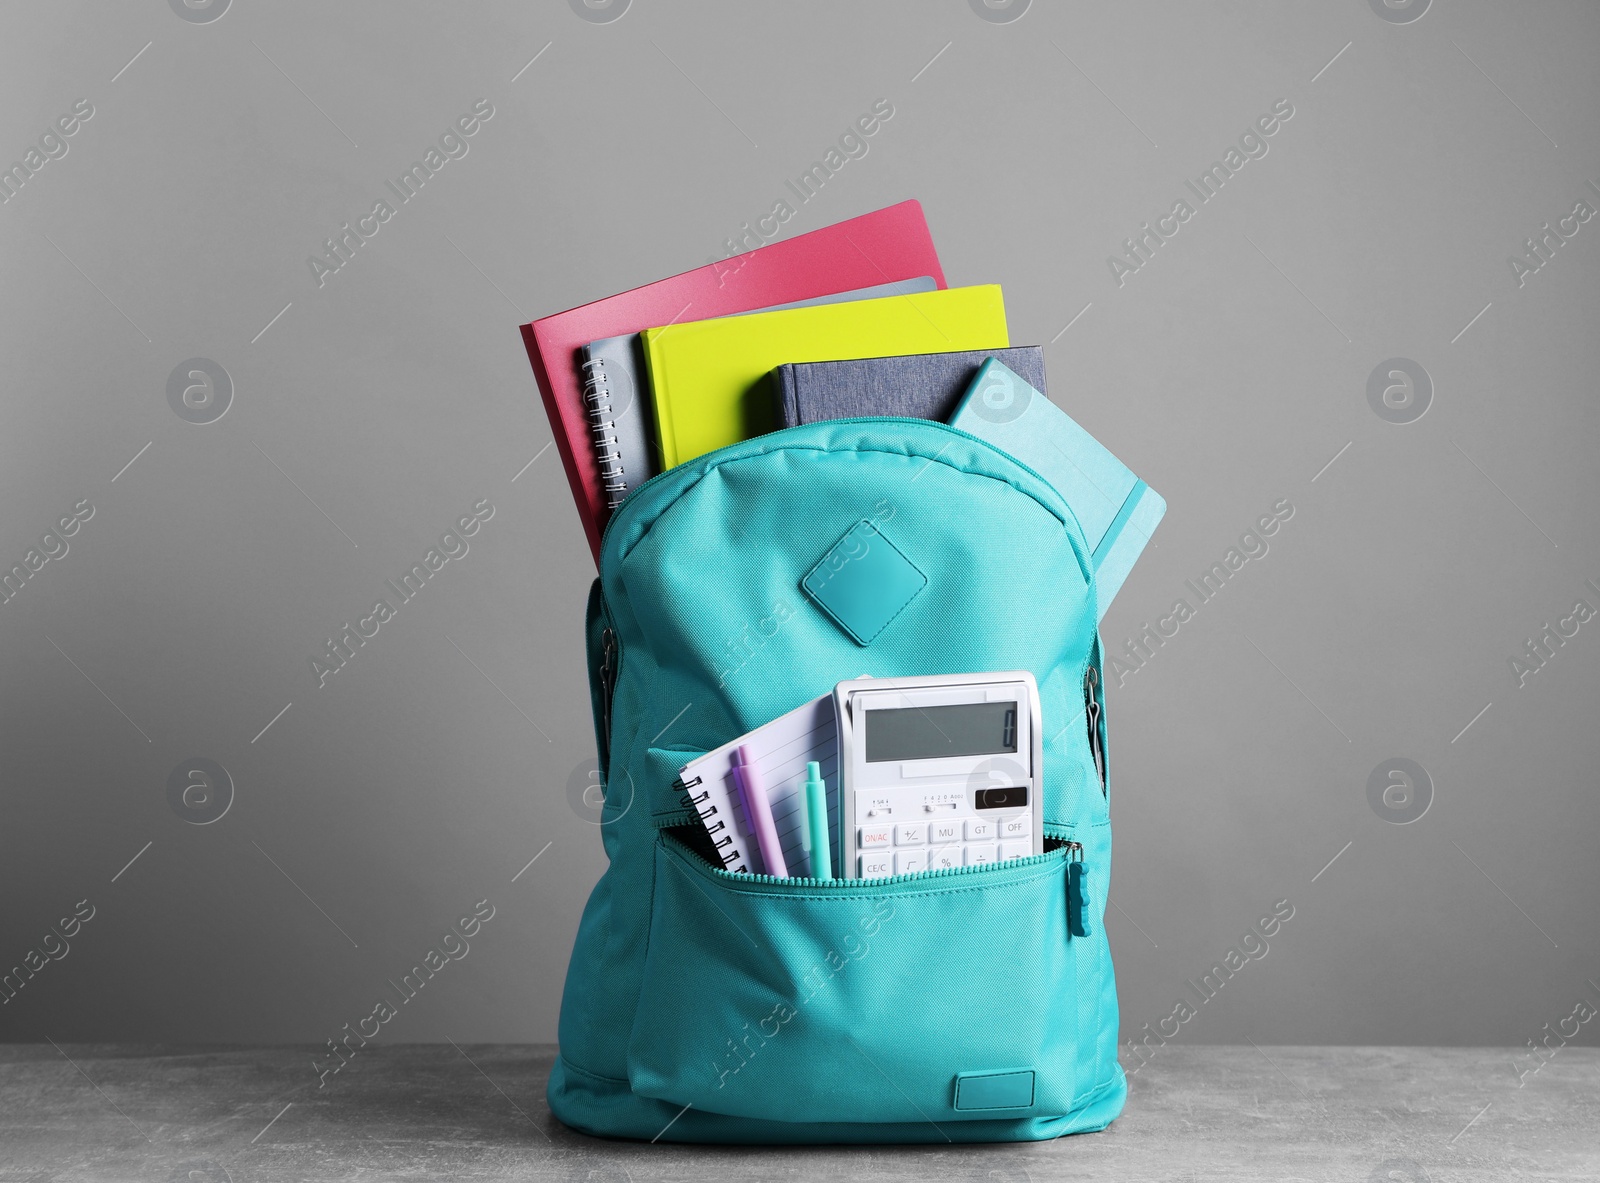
[519,201,946,564]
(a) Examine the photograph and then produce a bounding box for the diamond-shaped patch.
[800,520,926,646]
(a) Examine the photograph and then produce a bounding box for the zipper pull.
[599,627,617,754]
[1083,666,1106,793]
[1065,841,1092,938]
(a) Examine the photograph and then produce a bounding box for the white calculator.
[832,672,1044,879]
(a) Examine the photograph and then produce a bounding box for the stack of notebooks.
[519,200,1164,618]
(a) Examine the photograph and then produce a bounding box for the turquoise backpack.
[550,417,1126,1143]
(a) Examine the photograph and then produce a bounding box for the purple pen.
[733,744,787,878]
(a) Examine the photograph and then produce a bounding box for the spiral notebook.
[520,200,946,563]
[578,277,937,510]
[676,693,838,877]
[578,334,651,511]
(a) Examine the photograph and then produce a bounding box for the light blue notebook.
[949,358,1165,619]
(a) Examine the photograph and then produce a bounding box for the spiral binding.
[581,355,629,509]
[674,774,703,811]
[675,773,747,872]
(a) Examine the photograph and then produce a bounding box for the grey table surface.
[0,1044,1594,1182]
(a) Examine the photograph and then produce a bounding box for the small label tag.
[953,1069,1036,1111]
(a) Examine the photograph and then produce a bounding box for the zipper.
[1065,840,1092,938]
[677,832,1096,938]
[597,416,1094,573]
[693,839,1071,893]
[592,418,1097,760]
[598,626,618,757]
[716,838,1097,942]
[594,420,1101,872]
[1084,665,1106,794]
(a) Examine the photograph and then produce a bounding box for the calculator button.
[998,814,1029,839]
[858,826,892,848]
[858,852,894,878]
[930,820,960,844]
[895,850,928,875]
[966,844,997,866]
[895,823,926,846]
[928,845,963,871]
[964,818,995,841]
[999,841,1031,861]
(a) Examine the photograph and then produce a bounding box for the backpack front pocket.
[625,832,1108,1127]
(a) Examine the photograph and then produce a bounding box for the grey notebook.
[772,346,1048,429]
[578,275,938,509]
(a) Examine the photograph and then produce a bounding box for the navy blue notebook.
[772,346,1047,428]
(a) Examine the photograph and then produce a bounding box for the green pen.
[804,761,833,880]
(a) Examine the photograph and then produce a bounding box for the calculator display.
[864,702,1018,763]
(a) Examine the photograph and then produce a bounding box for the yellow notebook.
[642,284,1008,469]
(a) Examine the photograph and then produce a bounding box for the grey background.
[1,0,1596,1064]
